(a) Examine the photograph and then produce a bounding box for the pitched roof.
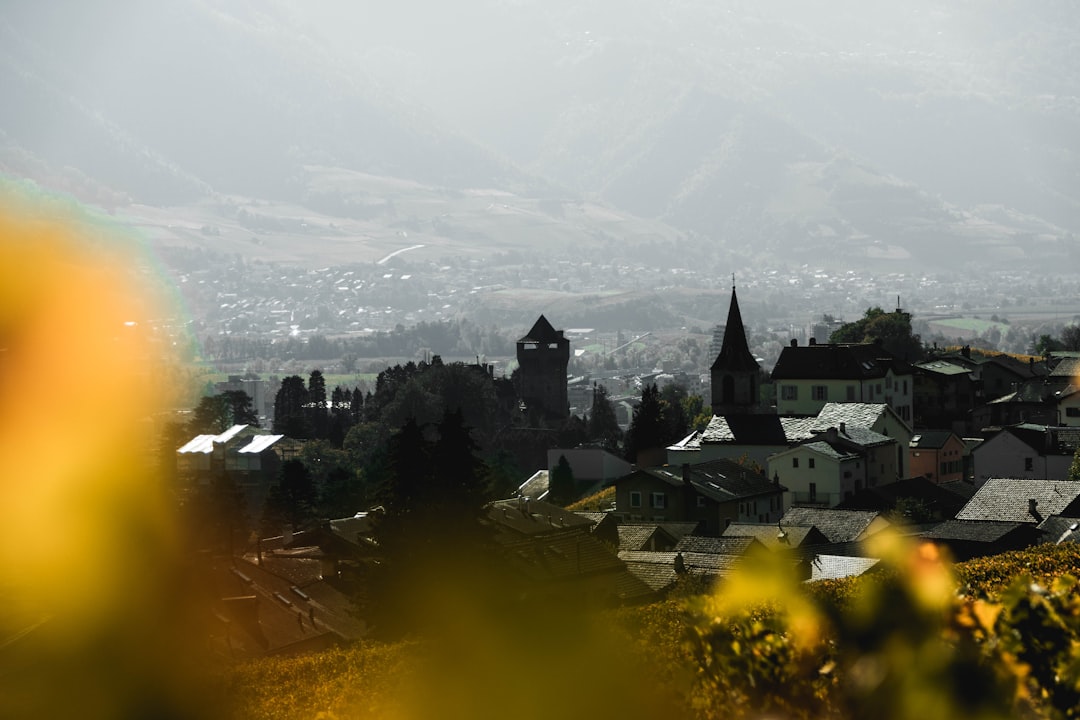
[806,554,881,582]
[921,519,1028,543]
[835,477,972,518]
[635,459,782,503]
[1037,515,1080,544]
[518,315,563,344]
[618,550,740,591]
[517,470,550,501]
[909,430,961,450]
[721,523,828,549]
[771,343,911,381]
[914,360,972,377]
[617,524,676,552]
[700,414,795,444]
[814,403,897,430]
[499,531,625,583]
[672,535,762,555]
[486,498,595,536]
[239,434,285,453]
[710,287,760,373]
[1050,357,1080,378]
[780,507,887,543]
[177,424,251,453]
[955,478,1080,523]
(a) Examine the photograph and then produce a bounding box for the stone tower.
[516,315,570,420]
[710,286,761,414]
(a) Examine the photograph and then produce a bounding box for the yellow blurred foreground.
[0,192,216,718]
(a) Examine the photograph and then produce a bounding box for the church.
[709,285,763,415]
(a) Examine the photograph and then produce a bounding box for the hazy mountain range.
[2,0,1077,270]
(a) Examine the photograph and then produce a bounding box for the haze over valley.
[2,0,1079,348]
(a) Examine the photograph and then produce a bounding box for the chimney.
[839,422,846,435]
[809,337,817,346]
[682,463,691,486]
[790,338,798,347]
[1029,498,1042,521]
[826,427,839,443]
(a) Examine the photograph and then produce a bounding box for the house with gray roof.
[909,430,968,484]
[912,359,978,434]
[955,478,1080,524]
[806,555,882,582]
[720,522,829,551]
[669,402,911,478]
[970,424,1080,486]
[920,519,1040,561]
[771,340,913,424]
[767,425,900,508]
[779,507,890,544]
[617,550,741,597]
[615,459,785,535]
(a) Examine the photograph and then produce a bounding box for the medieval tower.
[515,315,570,420]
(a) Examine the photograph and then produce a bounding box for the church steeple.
[711,285,759,374]
[710,286,761,415]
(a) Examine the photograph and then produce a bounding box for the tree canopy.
[829,307,924,360]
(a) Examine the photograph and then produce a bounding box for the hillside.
[2,0,1078,271]
[224,541,1080,719]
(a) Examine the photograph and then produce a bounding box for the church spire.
[711,286,759,372]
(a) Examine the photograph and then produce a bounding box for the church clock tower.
[709,286,761,415]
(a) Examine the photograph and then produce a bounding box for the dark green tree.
[188,390,259,434]
[272,375,310,438]
[659,383,690,445]
[370,412,492,636]
[829,307,924,360]
[587,383,622,450]
[265,459,317,531]
[549,454,575,506]
[625,383,665,464]
[1069,447,1080,483]
[307,369,328,439]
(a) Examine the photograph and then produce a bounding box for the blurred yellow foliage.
[0,191,214,719]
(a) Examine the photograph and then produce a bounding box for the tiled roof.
[1037,515,1080,544]
[806,554,881,582]
[486,498,595,536]
[797,441,861,461]
[909,430,959,450]
[780,508,886,544]
[517,315,563,344]
[921,519,1027,543]
[617,525,665,552]
[574,512,607,526]
[835,477,972,519]
[814,403,894,430]
[1050,357,1080,378]
[672,535,760,555]
[499,531,624,583]
[618,550,740,592]
[700,414,790,444]
[914,360,972,377]
[956,479,1080,523]
[722,523,826,549]
[771,343,911,381]
[637,459,781,503]
[656,521,701,542]
[700,409,894,448]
